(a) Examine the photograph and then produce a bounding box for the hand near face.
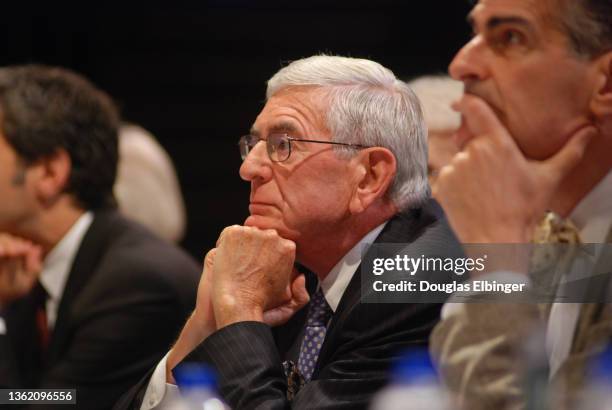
[0,233,43,305]
[190,248,217,332]
[167,235,305,382]
[433,94,595,244]
[211,225,297,328]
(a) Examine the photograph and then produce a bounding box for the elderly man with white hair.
[115,55,459,410]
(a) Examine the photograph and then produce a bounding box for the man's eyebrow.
[270,121,299,134]
[249,121,299,138]
[467,12,533,32]
[486,16,532,31]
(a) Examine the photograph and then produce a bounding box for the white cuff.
[140,352,180,410]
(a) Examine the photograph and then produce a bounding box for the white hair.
[267,55,428,210]
[407,75,463,132]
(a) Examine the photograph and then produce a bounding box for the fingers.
[203,248,216,270]
[24,244,43,273]
[540,125,597,187]
[216,225,282,247]
[0,234,42,304]
[452,94,515,148]
[0,234,42,275]
[216,225,241,247]
[0,235,35,259]
[290,273,310,307]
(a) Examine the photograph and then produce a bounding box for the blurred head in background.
[114,124,187,243]
[0,64,119,250]
[408,75,463,189]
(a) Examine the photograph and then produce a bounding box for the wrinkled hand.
[211,225,296,328]
[167,248,218,381]
[433,95,595,244]
[263,268,310,327]
[191,248,217,332]
[0,233,43,305]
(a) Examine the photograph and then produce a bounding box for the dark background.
[1,1,472,258]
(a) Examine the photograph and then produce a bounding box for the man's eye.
[277,139,289,152]
[505,30,523,44]
[497,29,526,48]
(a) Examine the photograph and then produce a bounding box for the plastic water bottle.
[165,363,228,410]
[370,348,450,410]
[574,346,612,410]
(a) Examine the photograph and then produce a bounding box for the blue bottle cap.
[173,363,218,390]
[589,345,612,382]
[391,348,438,384]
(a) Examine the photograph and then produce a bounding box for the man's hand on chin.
[0,233,42,306]
[210,225,297,328]
[433,94,596,244]
[167,225,306,382]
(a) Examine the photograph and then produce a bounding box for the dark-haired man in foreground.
[0,65,200,409]
[430,0,612,408]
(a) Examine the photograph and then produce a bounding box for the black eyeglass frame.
[238,133,372,163]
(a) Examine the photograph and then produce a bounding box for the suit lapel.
[3,290,44,387]
[314,204,434,374]
[46,210,118,365]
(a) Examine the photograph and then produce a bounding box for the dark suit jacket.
[0,210,200,410]
[115,199,461,410]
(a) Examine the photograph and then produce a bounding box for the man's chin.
[244,214,279,231]
[244,215,297,240]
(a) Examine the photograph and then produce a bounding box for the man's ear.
[590,51,612,119]
[32,149,72,206]
[349,147,396,214]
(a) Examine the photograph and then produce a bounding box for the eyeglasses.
[238,133,371,163]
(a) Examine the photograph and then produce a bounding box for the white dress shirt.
[0,211,93,334]
[40,211,94,328]
[140,221,388,410]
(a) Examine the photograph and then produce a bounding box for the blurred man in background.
[0,65,200,409]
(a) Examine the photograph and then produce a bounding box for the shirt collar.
[39,211,94,305]
[320,221,388,312]
[569,171,612,243]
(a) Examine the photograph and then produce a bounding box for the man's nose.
[239,140,273,182]
[449,36,488,84]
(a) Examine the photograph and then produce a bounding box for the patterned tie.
[297,288,332,381]
[530,211,582,280]
[532,211,581,245]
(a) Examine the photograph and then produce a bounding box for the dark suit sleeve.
[112,367,157,410]
[38,279,188,410]
[187,322,289,409]
[39,250,198,410]
[187,302,439,410]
